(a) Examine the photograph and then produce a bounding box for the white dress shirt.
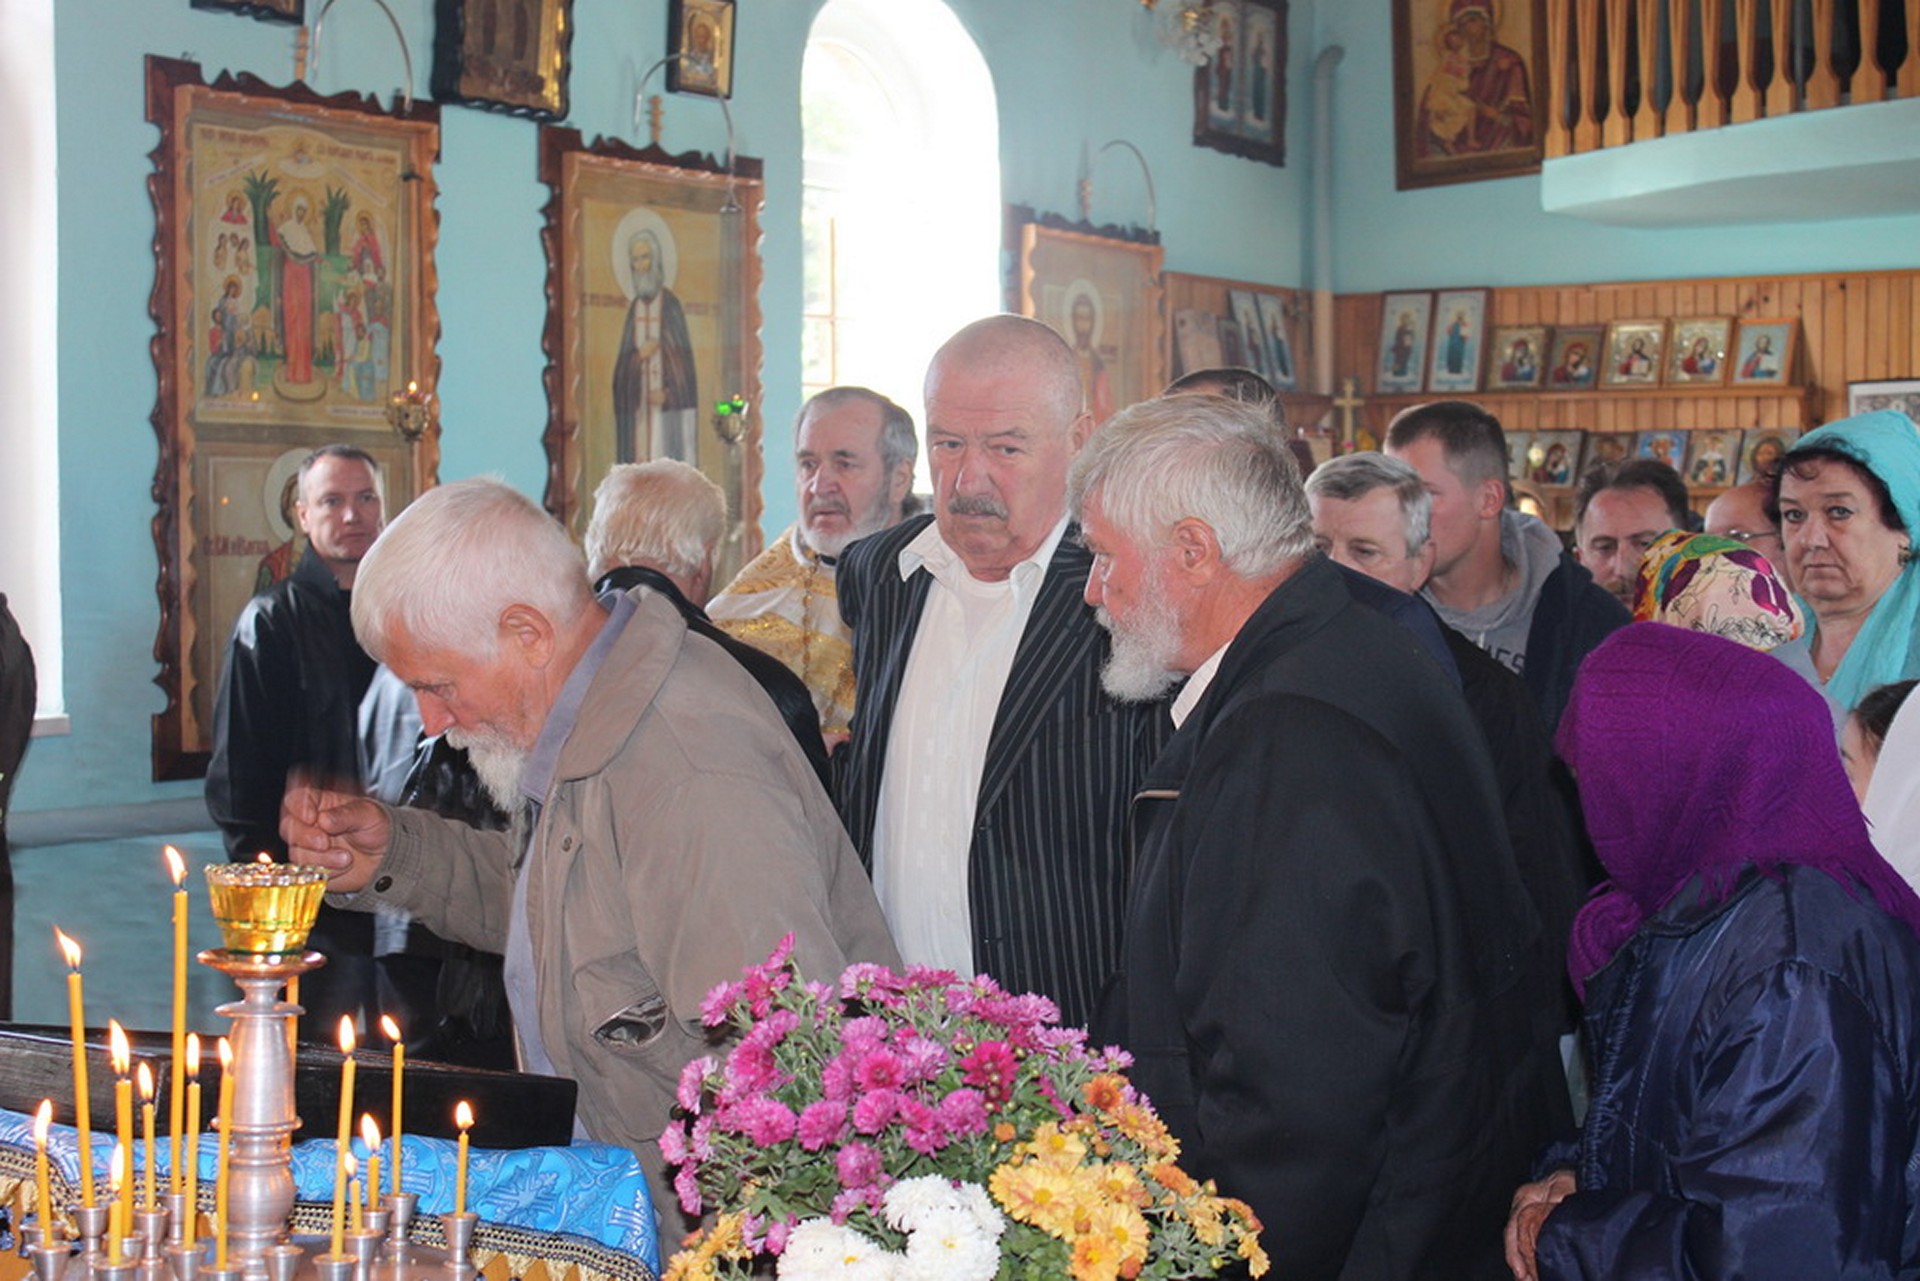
[1171,643,1230,729]
[870,516,1070,973]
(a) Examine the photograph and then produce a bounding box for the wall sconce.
[386,379,435,443]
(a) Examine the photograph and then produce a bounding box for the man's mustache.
[947,495,1010,520]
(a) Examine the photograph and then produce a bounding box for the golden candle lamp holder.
[384,382,436,445]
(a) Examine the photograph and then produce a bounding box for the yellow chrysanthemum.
[662,1213,748,1280]
[1149,1160,1199,1199]
[1188,1196,1226,1247]
[1089,1160,1147,1208]
[991,1158,1083,1238]
[1082,1200,1151,1275]
[1105,1100,1179,1157]
[1069,1232,1124,1281]
[1027,1121,1091,1169]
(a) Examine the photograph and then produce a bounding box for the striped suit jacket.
[835,514,1171,1028]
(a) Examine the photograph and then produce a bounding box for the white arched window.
[801,0,1000,485]
[0,0,64,728]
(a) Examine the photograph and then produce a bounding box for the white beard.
[446,727,530,814]
[1096,578,1186,703]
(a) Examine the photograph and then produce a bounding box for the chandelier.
[1139,0,1225,66]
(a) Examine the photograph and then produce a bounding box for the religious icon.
[1731,319,1798,386]
[1426,288,1489,394]
[1193,0,1288,166]
[1547,325,1602,389]
[1394,0,1547,189]
[1601,320,1667,389]
[1687,430,1736,488]
[1016,216,1164,429]
[1376,291,1433,394]
[668,0,737,98]
[1665,318,1733,387]
[1486,324,1549,390]
[1064,280,1117,425]
[611,212,700,465]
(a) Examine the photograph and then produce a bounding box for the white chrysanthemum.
[777,1219,899,1280]
[884,1175,969,1234]
[897,1209,1001,1281]
[948,1181,1006,1241]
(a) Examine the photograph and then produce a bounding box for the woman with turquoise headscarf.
[1766,409,1920,712]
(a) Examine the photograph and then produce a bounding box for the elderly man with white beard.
[280,477,897,1224]
[1078,395,1565,1281]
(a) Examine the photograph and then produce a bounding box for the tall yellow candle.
[453,1101,474,1218]
[359,1115,381,1218]
[165,847,188,1197]
[380,1014,404,1200]
[331,1018,356,1257]
[346,1156,361,1235]
[106,1145,127,1266]
[214,1040,234,1271]
[54,929,95,1208]
[32,1100,52,1237]
[137,1061,156,1212]
[183,1035,201,1250]
[109,1022,133,1240]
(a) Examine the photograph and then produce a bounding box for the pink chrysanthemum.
[796,1099,849,1151]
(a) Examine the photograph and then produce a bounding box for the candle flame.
[109,1020,130,1075]
[406,380,418,395]
[455,1101,474,1131]
[343,1151,357,1178]
[164,845,186,886]
[379,1014,401,1043]
[255,852,273,864]
[360,1114,381,1150]
[137,1061,154,1100]
[110,1143,126,1192]
[338,1016,356,1056]
[186,1033,201,1076]
[218,1038,233,1071]
[33,1100,51,1145]
[54,927,82,970]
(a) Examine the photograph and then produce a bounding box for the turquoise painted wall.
[23,0,1306,814]
[1314,4,1920,292]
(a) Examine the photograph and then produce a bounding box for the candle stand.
[27,948,475,1281]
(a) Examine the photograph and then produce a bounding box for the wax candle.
[54,929,95,1207]
[346,1154,362,1235]
[106,1144,126,1266]
[137,1061,156,1212]
[453,1101,474,1218]
[32,1100,52,1238]
[331,1017,356,1257]
[214,1039,234,1271]
[285,976,299,1061]
[359,1115,381,1218]
[165,846,188,1197]
[109,1021,133,1240]
[183,1035,201,1250]
[380,1014,404,1199]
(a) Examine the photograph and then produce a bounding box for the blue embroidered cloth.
[0,1109,658,1272]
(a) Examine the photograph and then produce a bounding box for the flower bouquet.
[660,937,1268,1280]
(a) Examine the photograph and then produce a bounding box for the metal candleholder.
[73,1205,108,1263]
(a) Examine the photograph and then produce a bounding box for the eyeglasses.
[1720,528,1783,549]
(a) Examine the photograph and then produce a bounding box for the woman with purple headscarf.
[1504,624,1920,1281]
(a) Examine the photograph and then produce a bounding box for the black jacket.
[1524,553,1629,735]
[206,545,375,858]
[594,565,832,791]
[1099,557,1566,1281]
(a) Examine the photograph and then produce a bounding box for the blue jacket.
[1539,865,1920,1279]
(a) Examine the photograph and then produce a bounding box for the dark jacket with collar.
[1525,553,1629,735]
[835,513,1170,1029]
[1098,555,1564,1281]
[594,565,831,791]
[1538,866,1920,1279]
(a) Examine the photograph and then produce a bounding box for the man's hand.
[1504,1168,1577,1281]
[281,784,392,894]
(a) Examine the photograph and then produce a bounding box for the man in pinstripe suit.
[835,315,1169,1029]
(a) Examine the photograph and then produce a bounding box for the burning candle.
[214,1039,234,1271]
[165,846,188,1197]
[453,1101,474,1218]
[183,1035,201,1250]
[359,1115,381,1219]
[331,1017,356,1257]
[380,1013,404,1199]
[109,1021,133,1238]
[32,1100,52,1238]
[107,1144,127,1266]
[137,1061,156,1212]
[54,929,95,1207]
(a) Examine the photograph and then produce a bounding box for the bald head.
[923,315,1094,581]
[1704,480,1786,571]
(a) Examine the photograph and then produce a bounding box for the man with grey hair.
[1304,451,1437,593]
[709,386,918,738]
[1079,397,1563,1280]
[281,477,896,1220]
[834,315,1167,1029]
[587,460,829,786]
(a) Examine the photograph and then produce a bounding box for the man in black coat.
[1080,397,1566,1281]
[835,315,1167,1029]
[206,444,384,1040]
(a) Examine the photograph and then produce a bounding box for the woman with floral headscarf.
[1504,624,1920,1281]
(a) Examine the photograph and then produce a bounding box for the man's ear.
[499,603,556,669]
[1168,517,1224,582]
[887,460,914,513]
[1477,476,1508,521]
[1068,411,1096,453]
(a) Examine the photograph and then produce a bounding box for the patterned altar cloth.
[0,1108,659,1275]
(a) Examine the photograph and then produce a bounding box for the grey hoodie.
[1423,510,1565,676]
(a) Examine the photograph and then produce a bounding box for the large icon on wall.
[1392,0,1547,190]
[538,126,766,584]
[1193,0,1288,167]
[144,56,442,781]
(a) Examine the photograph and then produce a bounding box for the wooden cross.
[1332,376,1366,451]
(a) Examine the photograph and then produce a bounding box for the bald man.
[835,316,1169,1027]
